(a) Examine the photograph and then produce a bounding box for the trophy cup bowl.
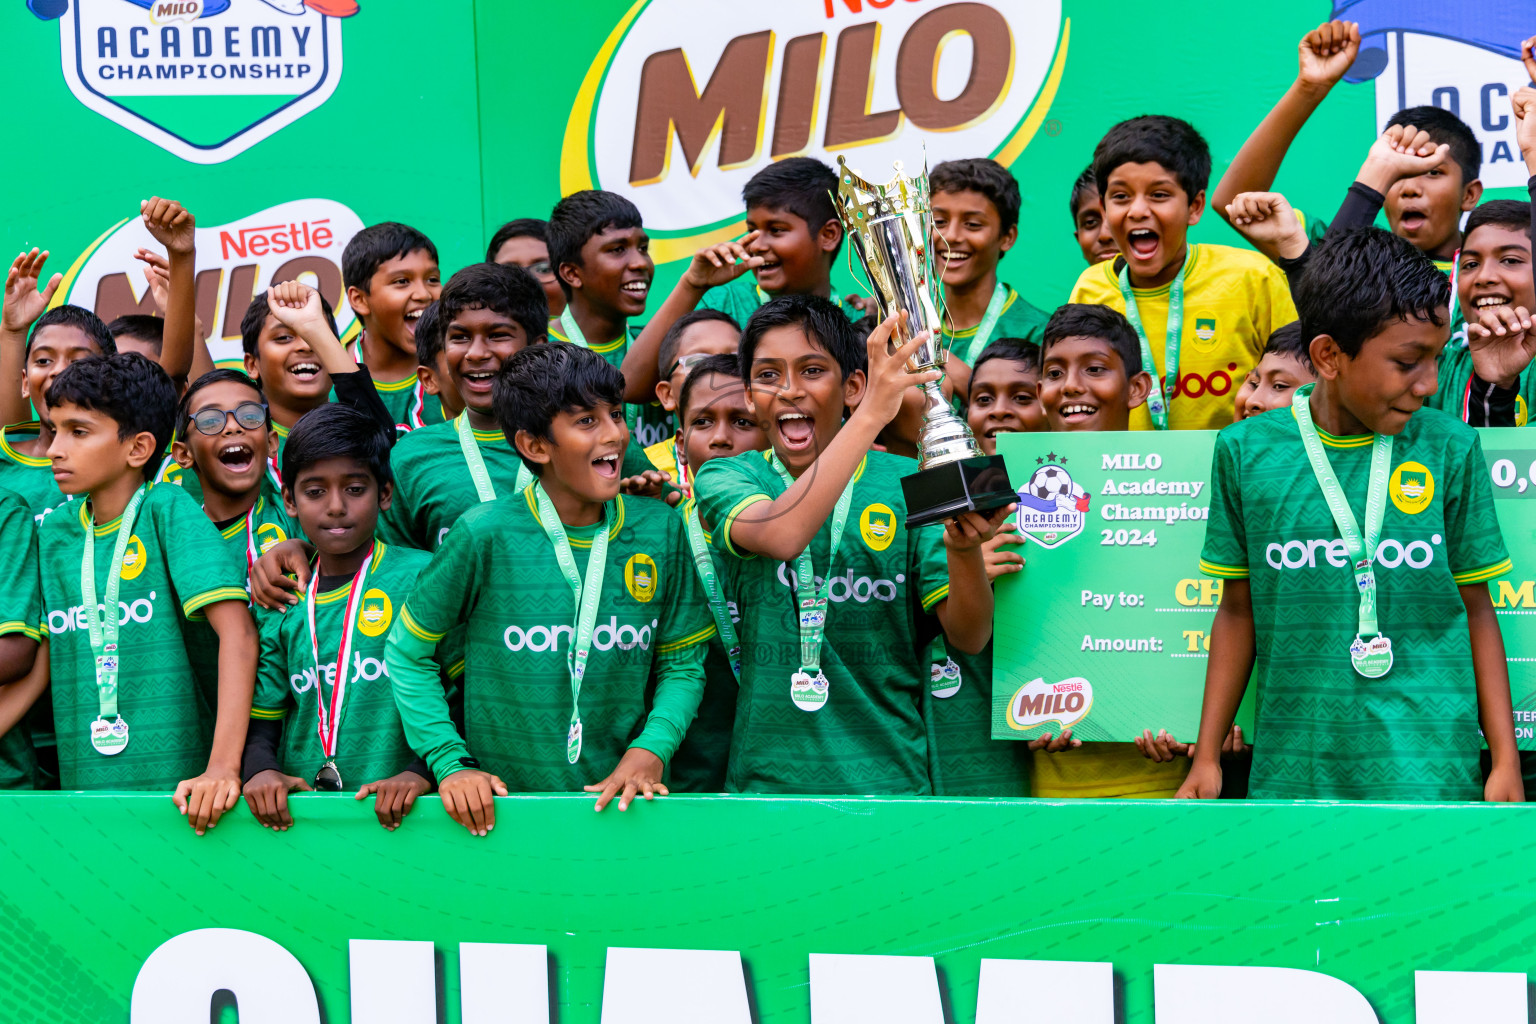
[833,155,1015,528]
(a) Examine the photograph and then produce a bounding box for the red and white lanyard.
[306,546,373,761]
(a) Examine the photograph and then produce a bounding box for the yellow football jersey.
[1029,742,1190,799]
[1068,243,1297,431]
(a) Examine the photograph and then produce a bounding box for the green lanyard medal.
[1117,258,1189,431]
[82,486,148,755]
[769,454,854,711]
[955,282,1008,366]
[533,482,609,763]
[683,502,741,679]
[458,413,531,505]
[1292,386,1395,678]
[558,310,639,432]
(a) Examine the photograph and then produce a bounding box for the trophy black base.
[901,454,1016,529]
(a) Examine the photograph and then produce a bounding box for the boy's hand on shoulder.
[140,197,196,256]
[1358,124,1448,193]
[250,538,313,611]
[681,232,764,291]
[174,765,243,835]
[943,504,1015,556]
[1026,729,1080,753]
[1225,192,1309,261]
[2,249,62,335]
[357,771,432,831]
[439,768,507,836]
[1467,304,1536,390]
[980,521,1025,581]
[243,768,312,831]
[859,311,941,428]
[584,747,668,812]
[1173,761,1222,799]
[619,469,678,504]
[266,280,331,336]
[1485,761,1525,803]
[1296,20,1359,92]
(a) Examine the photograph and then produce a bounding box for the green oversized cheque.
[991,428,1536,745]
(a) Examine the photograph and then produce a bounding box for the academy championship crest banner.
[991,428,1536,744]
[6,0,1533,365]
[3,793,1535,1023]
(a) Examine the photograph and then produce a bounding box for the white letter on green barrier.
[976,959,1114,1022]
[809,953,944,1024]
[350,939,435,1023]
[130,927,320,1024]
[461,943,550,1024]
[1154,965,1377,1023]
[1416,970,1527,1022]
[600,947,751,1023]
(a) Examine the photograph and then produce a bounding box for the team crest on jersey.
[37,0,358,165]
[1518,396,1529,428]
[1389,461,1434,514]
[625,553,657,603]
[255,521,287,553]
[357,587,391,637]
[859,503,896,552]
[119,535,149,580]
[1193,317,1217,345]
[1015,459,1089,548]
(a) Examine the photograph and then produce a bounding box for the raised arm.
[0,250,61,426]
[138,198,198,386]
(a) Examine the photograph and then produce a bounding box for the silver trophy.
[834,156,1015,527]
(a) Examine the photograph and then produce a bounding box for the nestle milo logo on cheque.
[562,0,1068,261]
[44,0,358,164]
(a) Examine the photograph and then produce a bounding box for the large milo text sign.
[992,428,1536,745]
[5,794,1536,1023]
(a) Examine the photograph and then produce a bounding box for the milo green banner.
[4,794,1535,1023]
[992,429,1536,746]
[5,0,1532,364]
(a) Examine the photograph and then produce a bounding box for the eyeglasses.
[189,401,269,436]
[667,352,713,377]
[523,260,554,280]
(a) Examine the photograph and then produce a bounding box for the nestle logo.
[218,219,333,259]
[1053,681,1082,693]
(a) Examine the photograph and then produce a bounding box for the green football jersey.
[378,415,532,552]
[1201,405,1511,801]
[211,481,296,573]
[694,449,951,795]
[39,483,249,791]
[943,283,1049,366]
[372,372,447,433]
[922,639,1030,797]
[251,543,428,786]
[698,274,863,329]
[664,498,739,793]
[0,489,42,788]
[395,490,714,790]
[547,320,675,449]
[1426,344,1534,427]
[0,422,68,523]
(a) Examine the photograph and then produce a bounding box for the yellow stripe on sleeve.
[1199,559,1249,579]
[0,621,41,641]
[182,587,252,618]
[719,494,771,558]
[920,584,949,612]
[250,707,288,721]
[656,623,717,654]
[400,606,446,643]
[1453,559,1513,585]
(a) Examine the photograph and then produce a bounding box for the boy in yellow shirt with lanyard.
[1069,115,1297,431]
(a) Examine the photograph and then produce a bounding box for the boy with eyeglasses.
[489,217,565,319]
[641,309,742,496]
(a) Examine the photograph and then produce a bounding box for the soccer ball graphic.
[1029,465,1074,501]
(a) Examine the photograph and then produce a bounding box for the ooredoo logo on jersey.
[34,0,359,164]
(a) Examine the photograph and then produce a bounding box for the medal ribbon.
[957,282,1008,364]
[683,501,741,680]
[558,307,591,349]
[532,482,609,762]
[457,412,531,504]
[768,453,854,675]
[1292,385,1392,639]
[1117,255,1190,431]
[672,435,691,495]
[81,486,148,723]
[243,496,261,573]
[306,544,373,761]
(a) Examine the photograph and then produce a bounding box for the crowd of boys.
[1,21,1534,833]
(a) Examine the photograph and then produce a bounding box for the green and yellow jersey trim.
[311,544,390,602]
[941,284,1019,340]
[719,494,771,558]
[455,413,508,445]
[520,490,626,545]
[656,622,717,654]
[0,422,49,468]
[0,620,41,641]
[919,583,950,612]
[549,324,628,355]
[1453,559,1513,585]
[182,586,251,619]
[250,706,288,721]
[218,495,266,540]
[373,373,419,393]
[400,605,445,643]
[1199,559,1250,579]
[1286,407,1374,447]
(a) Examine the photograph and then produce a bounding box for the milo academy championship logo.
[38,0,359,164]
[1015,454,1089,549]
[562,0,1069,262]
